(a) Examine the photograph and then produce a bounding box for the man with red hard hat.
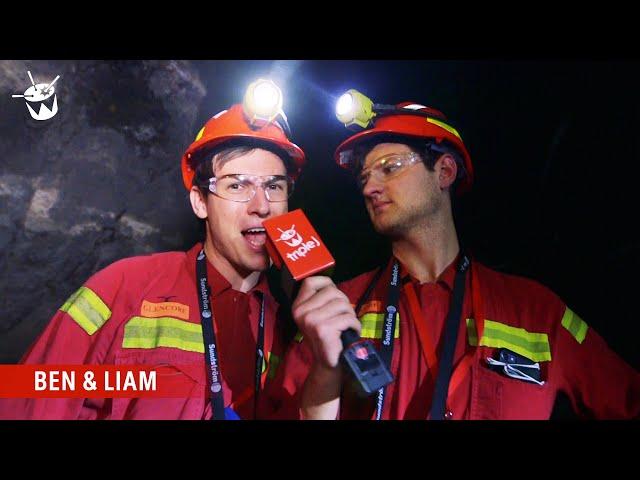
[286,90,640,419]
[1,79,306,419]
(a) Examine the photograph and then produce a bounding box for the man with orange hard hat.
[285,90,640,419]
[1,79,306,420]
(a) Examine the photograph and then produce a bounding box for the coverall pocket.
[473,362,553,420]
[109,349,206,419]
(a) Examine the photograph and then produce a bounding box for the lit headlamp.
[335,89,376,129]
[336,88,458,135]
[243,78,284,124]
[242,78,292,137]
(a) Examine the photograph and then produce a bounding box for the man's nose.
[362,173,384,198]
[247,186,270,217]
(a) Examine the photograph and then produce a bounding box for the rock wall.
[0,60,206,362]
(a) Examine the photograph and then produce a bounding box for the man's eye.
[267,182,285,191]
[227,183,246,191]
[381,162,401,175]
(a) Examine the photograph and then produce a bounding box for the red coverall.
[280,256,640,419]
[0,243,296,420]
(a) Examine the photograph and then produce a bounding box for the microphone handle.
[339,328,394,395]
[279,265,394,396]
[340,328,361,348]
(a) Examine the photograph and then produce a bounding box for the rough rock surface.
[0,60,206,362]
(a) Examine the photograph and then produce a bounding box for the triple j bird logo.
[276,225,321,261]
[276,225,303,247]
[12,71,61,121]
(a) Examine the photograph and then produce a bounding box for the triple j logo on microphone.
[275,225,321,262]
[263,209,336,281]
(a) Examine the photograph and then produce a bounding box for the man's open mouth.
[242,227,267,249]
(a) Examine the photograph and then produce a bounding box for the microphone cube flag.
[262,209,335,281]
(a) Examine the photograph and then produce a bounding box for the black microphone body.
[340,328,394,395]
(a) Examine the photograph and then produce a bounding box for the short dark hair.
[192,138,293,195]
[351,133,468,192]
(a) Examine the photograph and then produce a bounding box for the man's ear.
[436,153,458,190]
[190,186,208,220]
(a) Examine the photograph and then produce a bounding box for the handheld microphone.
[263,209,394,395]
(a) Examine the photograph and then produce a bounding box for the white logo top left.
[12,71,60,121]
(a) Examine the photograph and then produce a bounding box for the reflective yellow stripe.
[267,352,281,380]
[60,286,111,335]
[466,318,478,346]
[194,126,205,142]
[359,312,400,339]
[466,318,551,362]
[123,316,204,353]
[561,307,588,344]
[427,118,462,140]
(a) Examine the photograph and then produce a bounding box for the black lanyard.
[375,261,401,420]
[195,249,266,420]
[361,254,469,420]
[429,254,469,420]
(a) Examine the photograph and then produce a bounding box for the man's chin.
[370,215,392,233]
[243,254,270,273]
[372,218,405,237]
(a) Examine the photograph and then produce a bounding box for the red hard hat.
[334,102,473,194]
[181,104,306,191]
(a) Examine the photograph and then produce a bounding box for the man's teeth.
[244,228,265,234]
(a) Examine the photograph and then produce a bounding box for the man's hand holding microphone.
[263,210,393,419]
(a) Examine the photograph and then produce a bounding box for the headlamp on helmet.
[243,78,283,124]
[333,89,474,194]
[180,78,305,191]
[335,88,453,131]
[336,89,375,129]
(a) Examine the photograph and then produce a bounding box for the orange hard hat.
[181,104,306,191]
[334,102,473,194]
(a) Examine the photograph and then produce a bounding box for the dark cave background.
[1,61,637,411]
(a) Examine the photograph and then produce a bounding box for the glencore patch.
[141,300,190,320]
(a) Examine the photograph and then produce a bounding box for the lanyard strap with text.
[196,249,265,420]
[375,261,401,420]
